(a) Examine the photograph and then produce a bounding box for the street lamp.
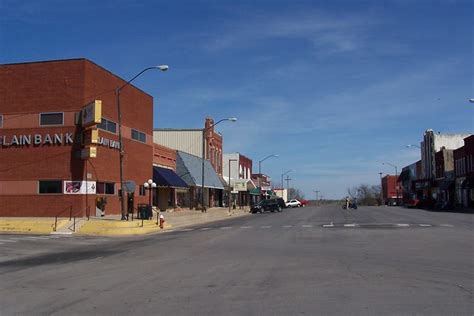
[201,117,237,212]
[143,179,157,219]
[406,144,421,149]
[228,159,238,215]
[313,190,320,204]
[116,65,168,220]
[258,154,279,174]
[281,169,294,192]
[469,99,474,103]
[382,162,399,204]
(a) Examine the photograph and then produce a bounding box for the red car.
[405,198,419,208]
[299,199,308,207]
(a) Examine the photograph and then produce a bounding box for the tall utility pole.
[313,190,320,201]
[285,176,292,198]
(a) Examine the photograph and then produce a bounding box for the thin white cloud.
[205,10,373,53]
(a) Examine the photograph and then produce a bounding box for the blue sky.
[1,0,473,199]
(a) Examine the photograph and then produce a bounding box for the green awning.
[249,188,261,195]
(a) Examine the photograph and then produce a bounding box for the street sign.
[81,146,97,159]
[82,128,98,145]
[81,100,102,127]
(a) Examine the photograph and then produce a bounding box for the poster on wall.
[64,181,97,194]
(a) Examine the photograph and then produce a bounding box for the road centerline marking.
[283,225,292,228]
[344,224,357,227]
[396,224,410,227]
[419,224,432,227]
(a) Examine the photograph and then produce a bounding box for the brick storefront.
[0,59,153,217]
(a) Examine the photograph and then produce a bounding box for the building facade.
[153,117,224,175]
[454,135,474,207]
[421,129,470,180]
[223,152,255,207]
[0,59,153,217]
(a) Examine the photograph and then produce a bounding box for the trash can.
[138,204,149,219]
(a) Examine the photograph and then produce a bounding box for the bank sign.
[0,133,120,149]
[0,133,74,147]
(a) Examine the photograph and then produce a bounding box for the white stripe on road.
[199,227,212,231]
[396,224,410,227]
[283,225,293,228]
[344,224,357,227]
[220,226,232,230]
[440,224,454,227]
[302,225,313,228]
[0,239,18,243]
[22,236,52,240]
[322,224,334,228]
[240,226,252,229]
[261,226,271,229]
[178,228,194,232]
[419,224,432,227]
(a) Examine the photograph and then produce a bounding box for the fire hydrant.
[159,214,165,229]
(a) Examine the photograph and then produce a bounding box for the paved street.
[1,205,473,315]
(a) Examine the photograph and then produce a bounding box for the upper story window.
[0,114,3,128]
[131,129,146,143]
[97,117,117,134]
[40,112,63,126]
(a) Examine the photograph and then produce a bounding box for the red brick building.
[0,59,154,217]
[454,135,474,207]
[381,175,399,205]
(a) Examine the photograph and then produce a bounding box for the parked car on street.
[250,198,282,213]
[299,199,308,207]
[286,199,302,208]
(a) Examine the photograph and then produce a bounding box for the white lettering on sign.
[0,133,75,147]
[98,137,121,149]
[0,132,119,150]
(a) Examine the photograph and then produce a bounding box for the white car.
[285,199,302,208]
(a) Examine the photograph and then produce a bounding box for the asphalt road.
[1,205,473,315]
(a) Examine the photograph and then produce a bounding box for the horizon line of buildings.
[0,58,283,217]
[384,129,473,209]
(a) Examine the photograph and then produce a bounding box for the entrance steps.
[51,217,87,235]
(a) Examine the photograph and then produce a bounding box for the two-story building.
[0,59,154,217]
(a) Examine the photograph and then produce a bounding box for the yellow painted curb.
[0,218,69,234]
[77,219,173,236]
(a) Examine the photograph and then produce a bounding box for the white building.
[421,129,470,180]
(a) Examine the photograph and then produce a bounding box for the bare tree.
[288,188,305,200]
[346,184,381,206]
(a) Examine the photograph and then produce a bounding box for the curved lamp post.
[281,169,294,191]
[201,117,237,212]
[117,65,168,220]
[143,179,157,219]
[257,154,278,194]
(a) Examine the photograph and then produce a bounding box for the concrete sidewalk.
[0,207,251,236]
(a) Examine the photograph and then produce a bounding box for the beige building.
[153,118,224,175]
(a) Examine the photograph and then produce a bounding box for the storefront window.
[39,180,62,194]
[97,182,115,195]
